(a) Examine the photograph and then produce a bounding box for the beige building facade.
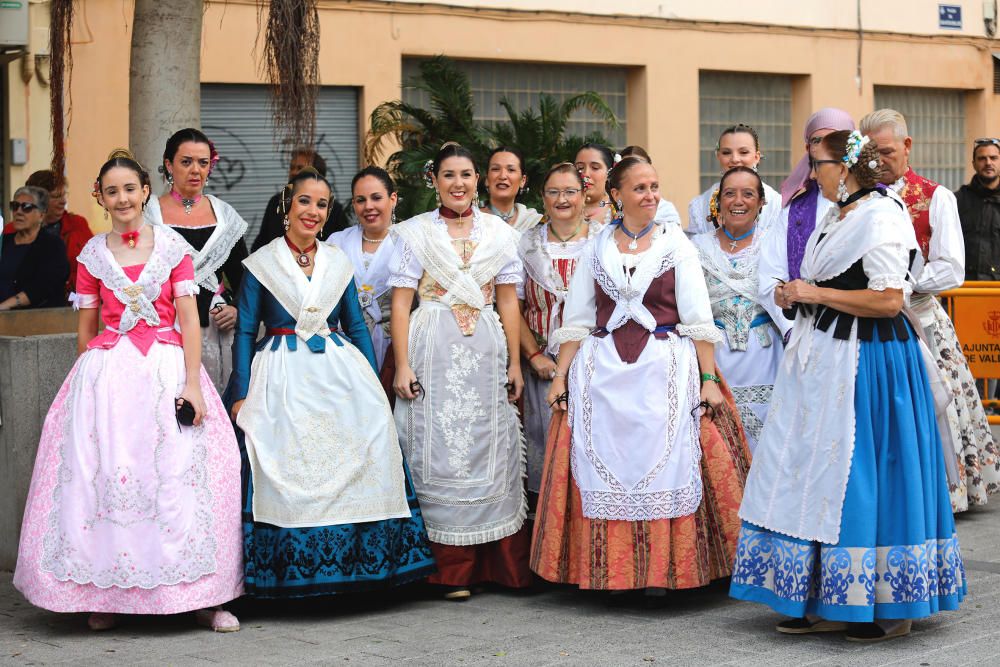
[2,0,999,233]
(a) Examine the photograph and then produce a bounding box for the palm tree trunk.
[129,0,203,187]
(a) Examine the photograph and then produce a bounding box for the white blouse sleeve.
[675,241,724,343]
[863,243,912,296]
[551,244,597,344]
[911,187,965,294]
[496,252,524,286]
[757,213,793,336]
[686,194,708,237]
[387,236,423,289]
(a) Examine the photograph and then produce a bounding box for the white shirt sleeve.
[387,237,423,289]
[863,243,912,296]
[551,245,596,344]
[758,210,791,336]
[496,252,524,286]
[674,239,723,343]
[911,187,965,294]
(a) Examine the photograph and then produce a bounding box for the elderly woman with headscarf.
[757,108,856,337]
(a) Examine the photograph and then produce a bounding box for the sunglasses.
[9,201,40,213]
[974,138,999,147]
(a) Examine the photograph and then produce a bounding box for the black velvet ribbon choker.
[836,187,879,209]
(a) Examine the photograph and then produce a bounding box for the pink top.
[77,255,195,355]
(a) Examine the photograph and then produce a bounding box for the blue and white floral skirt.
[730,325,967,621]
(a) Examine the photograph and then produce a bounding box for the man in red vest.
[861,108,998,514]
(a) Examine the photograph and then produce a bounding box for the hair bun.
[107,147,136,161]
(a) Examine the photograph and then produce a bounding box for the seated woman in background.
[0,187,69,311]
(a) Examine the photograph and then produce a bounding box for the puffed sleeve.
[674,240,724,343]
[863,243,911,296]
[496,250,524,286]
[387,236,423,289]
[75,262,100,309]
[171,254,198,298]
[757,214,793,336]
[229,270,264,403]
[338,280,378,373]
[550,243,597,344]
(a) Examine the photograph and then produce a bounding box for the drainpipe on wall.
[856,0,863,92]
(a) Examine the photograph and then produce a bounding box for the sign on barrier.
[954,296,1000,376]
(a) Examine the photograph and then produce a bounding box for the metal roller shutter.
[201,84,359,239]
[873,86,965,190]
[698,71,792,193]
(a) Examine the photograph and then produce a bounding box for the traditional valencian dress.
[531,222,751,590]
[145,195,249,393]
[687,180,782,237]
[14,227,243,613]
[891,169,999,513]
[228,237,435,598]
[389,207,531,588]
[519,220,600,493]
[326,225,396,392]
[731,192,966,621]
[692,228,790,452]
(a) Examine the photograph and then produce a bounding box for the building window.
[698,71,792,193]
[874,86,965,190]
[200,83,359,239]
[402,58,627,149]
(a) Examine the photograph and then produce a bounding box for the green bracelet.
[700,372,721,384]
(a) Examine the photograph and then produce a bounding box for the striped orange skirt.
[530,386,751,590]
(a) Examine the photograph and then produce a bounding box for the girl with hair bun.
[14,150,244,632]
[390,142,530,599]
[687,124,782,237]
[144,128,249,394]
[575,143,616,226]
[532,156,751,595]
[732,130,966,641]
[228,167,435,599]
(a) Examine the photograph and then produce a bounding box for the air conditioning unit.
[0,0,29,50]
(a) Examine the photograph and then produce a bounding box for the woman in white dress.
[390,142,529,599]
[692,166,791,452]
[687,124,781,238]
[480,146,544,233]
[531,156,751,592]
[144,128,249,393]
[518,162,601,496]
[327,166,399,393]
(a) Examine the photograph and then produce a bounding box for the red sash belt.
[265,327,339,336]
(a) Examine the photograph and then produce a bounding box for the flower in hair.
[423,159,435,189]
[580,173,594,191]
[843,130,870,167]
[613,153,622,165]
[91,178,101,199]
[207,140,221,176]
[868,159,879,170]
[708,188,720,223]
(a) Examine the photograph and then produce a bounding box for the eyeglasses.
[543,188,582,199]
[809,158,841,170]
[9,201,40,213]
[974,138,999,147]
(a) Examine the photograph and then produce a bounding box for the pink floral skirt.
[13,339,243,614]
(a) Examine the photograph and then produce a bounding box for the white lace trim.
[496,271,522,285]
[388,275,418,289]
[676,322,723,343]
[145,194,247,292]
[867,274,910,294]
[75,294,99,309]
[551,325,591,344]
[76,227,191,333]
[173,280,199,298]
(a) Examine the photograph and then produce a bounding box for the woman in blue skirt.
[731,130,965,642]
[227,168,435,598]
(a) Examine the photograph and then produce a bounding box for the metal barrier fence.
[939,281,1000,425]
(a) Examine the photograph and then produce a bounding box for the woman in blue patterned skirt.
[730,131,965,642]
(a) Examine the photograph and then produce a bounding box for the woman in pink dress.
[13,150,243,632]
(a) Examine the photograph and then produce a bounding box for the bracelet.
[700,372,721,384]
[552,370,567,378]
[528,350,544,362]
[13,294,22,307]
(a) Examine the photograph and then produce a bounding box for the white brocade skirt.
[715,326,782,454]
[395,302,527,546]
[236,335,411,528]
[568,332,703,521]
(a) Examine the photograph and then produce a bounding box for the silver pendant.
[628,237,638,251]
[729,240,738,251]
[296,253,311,267]
[358,290,373,308]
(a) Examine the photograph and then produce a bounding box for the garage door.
[873,86,965,190]
[201,84,359,240]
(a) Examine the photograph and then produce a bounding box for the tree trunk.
[129,0,202,190]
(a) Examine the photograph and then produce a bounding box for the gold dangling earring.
[103,208,108,220]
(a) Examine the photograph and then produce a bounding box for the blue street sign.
[939,4,962,30]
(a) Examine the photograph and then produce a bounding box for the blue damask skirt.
[239,439,437,598]
[729,325,967,621]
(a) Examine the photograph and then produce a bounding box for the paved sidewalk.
[2,501,999,666]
